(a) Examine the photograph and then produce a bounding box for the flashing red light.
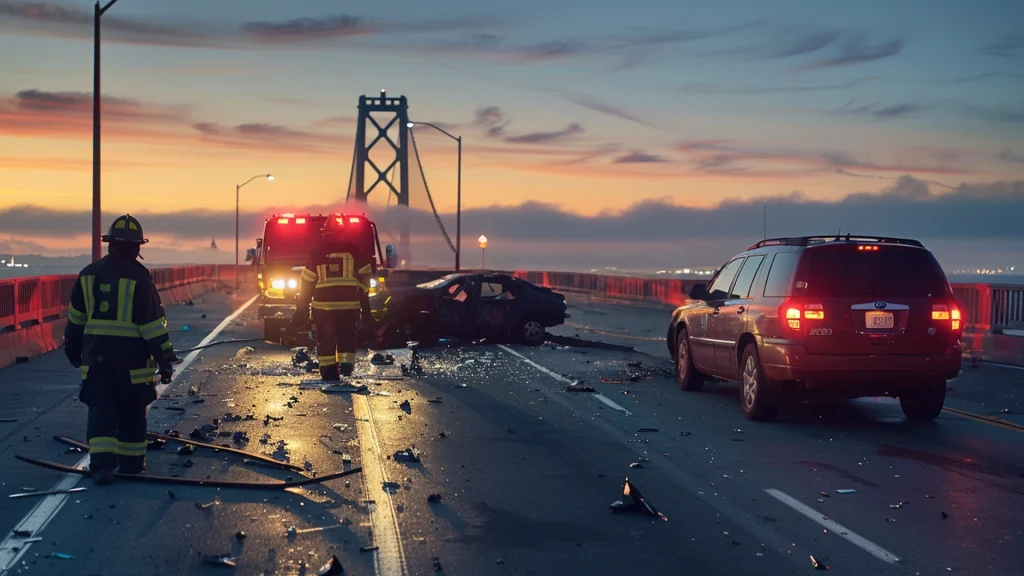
[277,218,289,224]
[295,218,306,224]
[857,245,879,251]
[349,217,361,223]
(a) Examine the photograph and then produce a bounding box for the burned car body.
[372,273,568,346]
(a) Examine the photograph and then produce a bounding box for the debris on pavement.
[809,555,829,570]
[371,353,395,365]
[12,529,31,537]
[232,431,249,444]
[433,557,443,572]
[177,444,195,456]
[147,438,165,450]
[399,400,412,413]
[890,502,904,509]
[235,531,246,540]
[321,383,370,394]
[49,553,74,560]
[394,448,422,462]
[565,384,597,392]
[629,463,644,469]
[637,428,659,433]
[679,431,692,436]
[819,490,830,498]
[427,493,443,503]
[9,487,87,499]
[427,397,443,404]
[609,478,667,521]
[360,545,379,553]
[836,489,856,494]
[201,554,237,567]
[318,555,345,576]
[332,423,349,432]
[942,512,949,520]
[196,501,217,510]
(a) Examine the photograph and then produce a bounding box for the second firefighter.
[293,217,375,379]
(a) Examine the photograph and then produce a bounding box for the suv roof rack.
[747,235,924,250]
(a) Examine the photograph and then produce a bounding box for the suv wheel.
[675,326,705,391]
[740,344,781,421]
[899,381,946,421]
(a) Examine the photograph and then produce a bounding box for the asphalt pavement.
[0,291,1021,575]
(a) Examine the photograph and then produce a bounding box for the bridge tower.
[351,90,411,263]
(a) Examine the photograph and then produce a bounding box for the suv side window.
[763,252,798,297]
[707,258,745,301]
[731,255,765,298]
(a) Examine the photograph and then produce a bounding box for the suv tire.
[514,317,546,346]
[899,381,946,421]
[675,326,705,391]
[740,344,781,421]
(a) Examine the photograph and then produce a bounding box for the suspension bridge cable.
[409,129,456,254]
[344,141,357,203]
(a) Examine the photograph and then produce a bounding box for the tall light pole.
[236,174,273,288]
[407,122,462,271]
[478,235,488,270]
[92,0,123,262]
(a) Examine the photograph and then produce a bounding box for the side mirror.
[385,244,398,268]
[245,248,256,263]
[688,283,707,301]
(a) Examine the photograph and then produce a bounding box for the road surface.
[1,292,1021,575]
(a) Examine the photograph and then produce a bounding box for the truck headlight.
[271,279,285,289]
[370,278,378,288]
[287,279,298,289]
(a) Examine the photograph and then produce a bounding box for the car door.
[690,257,745,373]
[438,276,476,333]
[713,255,766,377]
[476,277,521,334]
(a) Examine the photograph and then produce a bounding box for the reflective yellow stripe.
[84,318,141,338]
[129,367,157,384]
[358,264,372,274]
[317,355,338,366]
[300,268,318,282]
[117,278,136,324]
[311,301,361,311]
[89,436,118,454]
[81,365,89,380]
[339,352,357,364]
[160,341,173,351]
[116,440,148,456]
[316,277,364,288]
[139,317,168,340]
[68,304,87,325]
[81,275,95,318]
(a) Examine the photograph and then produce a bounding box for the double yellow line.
[942,406,1024,433]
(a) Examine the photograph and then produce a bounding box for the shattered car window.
[416,273,462,289]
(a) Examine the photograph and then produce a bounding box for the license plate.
[865,311,894,329]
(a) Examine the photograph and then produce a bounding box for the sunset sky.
[1,0,1023,269]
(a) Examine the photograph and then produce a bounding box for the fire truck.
[252,213,396,344]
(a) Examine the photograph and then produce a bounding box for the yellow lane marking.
[942,406,1024,433]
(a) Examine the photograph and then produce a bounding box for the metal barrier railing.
[0,265,249,331]
[515,271,1024,332]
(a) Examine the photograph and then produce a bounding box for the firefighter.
[292,217,375,380]
[63,214,176,485]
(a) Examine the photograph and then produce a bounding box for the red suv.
[667,236,963,421]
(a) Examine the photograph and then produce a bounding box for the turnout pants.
[313,309,361,380]
[79,367,157,475]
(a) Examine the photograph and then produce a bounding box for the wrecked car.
[372,273,568,347]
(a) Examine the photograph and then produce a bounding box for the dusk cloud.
[802,34,903,69]
[614,151,668,164]
[1000,149,1024,164]
[3,178,1022,248]
[829,102,929,119]
[983,33,1024,58]
[471,105,585,145]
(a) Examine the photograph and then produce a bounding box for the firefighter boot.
[92,468,114,486]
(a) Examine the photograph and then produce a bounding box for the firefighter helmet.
[101,214,149,244]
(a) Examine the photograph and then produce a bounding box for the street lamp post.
[478,235,488,270]
[235,174,274,288]
[407,122,462,271]
[92,0,123,262]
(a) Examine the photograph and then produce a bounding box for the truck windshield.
[262,221,323,262]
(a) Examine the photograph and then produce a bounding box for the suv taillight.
[778,299,825,331]
[932,302,963,336]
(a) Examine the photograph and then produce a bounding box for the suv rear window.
[799,245,948,298]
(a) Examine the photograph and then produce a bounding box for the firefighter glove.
[291,309,310,328]
[158,362,175,384]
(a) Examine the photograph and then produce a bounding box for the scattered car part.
[9,486,87,499]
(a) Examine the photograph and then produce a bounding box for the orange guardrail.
[514,271,1024,332]
[0,265,249,332]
